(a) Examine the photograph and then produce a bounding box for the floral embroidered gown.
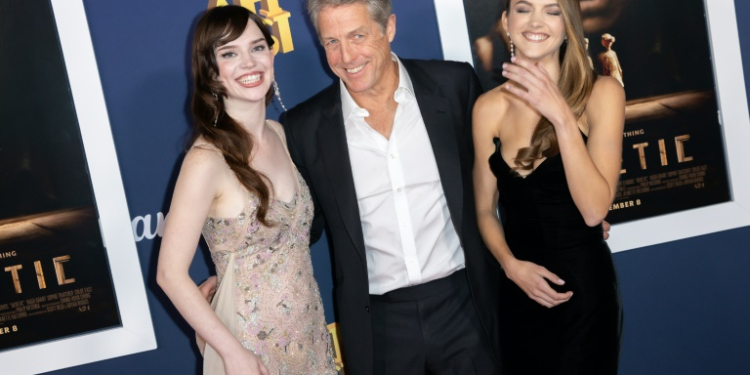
[201,149,336,375]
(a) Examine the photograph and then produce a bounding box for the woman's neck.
[522,51,562,84]
[224,100,268,139]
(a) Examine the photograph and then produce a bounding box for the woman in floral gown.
[157,6,336,375]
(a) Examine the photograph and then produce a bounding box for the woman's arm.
[558,77,624,225]
[156,148,268,375]
[502,58,625,226]
[472,92,572,308]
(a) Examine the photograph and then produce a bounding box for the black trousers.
[369,270,501,375]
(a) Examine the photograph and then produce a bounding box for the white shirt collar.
[340,52,415,121]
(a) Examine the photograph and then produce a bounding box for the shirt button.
[365,306,370,313]
[390,154,395,159]
[397,188,402,193]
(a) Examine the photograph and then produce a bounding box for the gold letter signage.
[208,0,294,54]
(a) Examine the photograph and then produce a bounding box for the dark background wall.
[29,0,750,374]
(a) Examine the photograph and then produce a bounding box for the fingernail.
[502,63,507,69]
[558,279,565,284]
[501,70,507,76]
[511,56,516,63]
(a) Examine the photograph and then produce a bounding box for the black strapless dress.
[489,138,622,375]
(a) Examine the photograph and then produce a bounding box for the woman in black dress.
[472,0,624,373]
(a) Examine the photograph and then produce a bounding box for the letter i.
[658,139,668,166]
[35,261,47,289]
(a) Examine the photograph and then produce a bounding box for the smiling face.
[503,0,567,62]
[317,3,396,97]
[214,21,274,109]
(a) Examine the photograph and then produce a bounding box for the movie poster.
[0,0,121,350]
[462,0,730,223]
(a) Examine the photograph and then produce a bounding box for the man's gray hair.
[307,0,392,34]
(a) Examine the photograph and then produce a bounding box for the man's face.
[317,3,396,96]
[579,0,627,33]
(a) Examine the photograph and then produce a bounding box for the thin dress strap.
[266,120,294,162]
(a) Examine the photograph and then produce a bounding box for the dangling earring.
[273,80,287,111]
[507,32,515,58]
[212,92,219,127]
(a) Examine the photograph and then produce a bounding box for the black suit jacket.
[281,59,502,375]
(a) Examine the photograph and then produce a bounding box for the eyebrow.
[215,37,267,52]
[347,27,369,37]
[321,26,369,41]
[515,0,560,8]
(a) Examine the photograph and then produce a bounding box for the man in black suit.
[279,1,503,374]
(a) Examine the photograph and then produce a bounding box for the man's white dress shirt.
[341,53,465,295]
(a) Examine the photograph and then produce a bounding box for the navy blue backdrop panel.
[44,0,750,374]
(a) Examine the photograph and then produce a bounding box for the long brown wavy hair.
[504,0,597,171]
[191,6,276,225]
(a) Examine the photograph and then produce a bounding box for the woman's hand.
[602,220,611,240]
[504,258,573,308]
[224,349,270,375]
[501,56,575,128]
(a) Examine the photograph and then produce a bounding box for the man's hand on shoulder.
[198,275,218,304]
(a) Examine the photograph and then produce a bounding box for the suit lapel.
[403,60,464,236]
[316,86,368,267]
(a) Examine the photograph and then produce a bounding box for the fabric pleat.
[202,252,237,375]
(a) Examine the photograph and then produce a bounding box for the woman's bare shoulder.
[586,76,625,118]
[478,84,516,117]
[183,138,227,174]
[592,75,624,95]
[474,83,525,136]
